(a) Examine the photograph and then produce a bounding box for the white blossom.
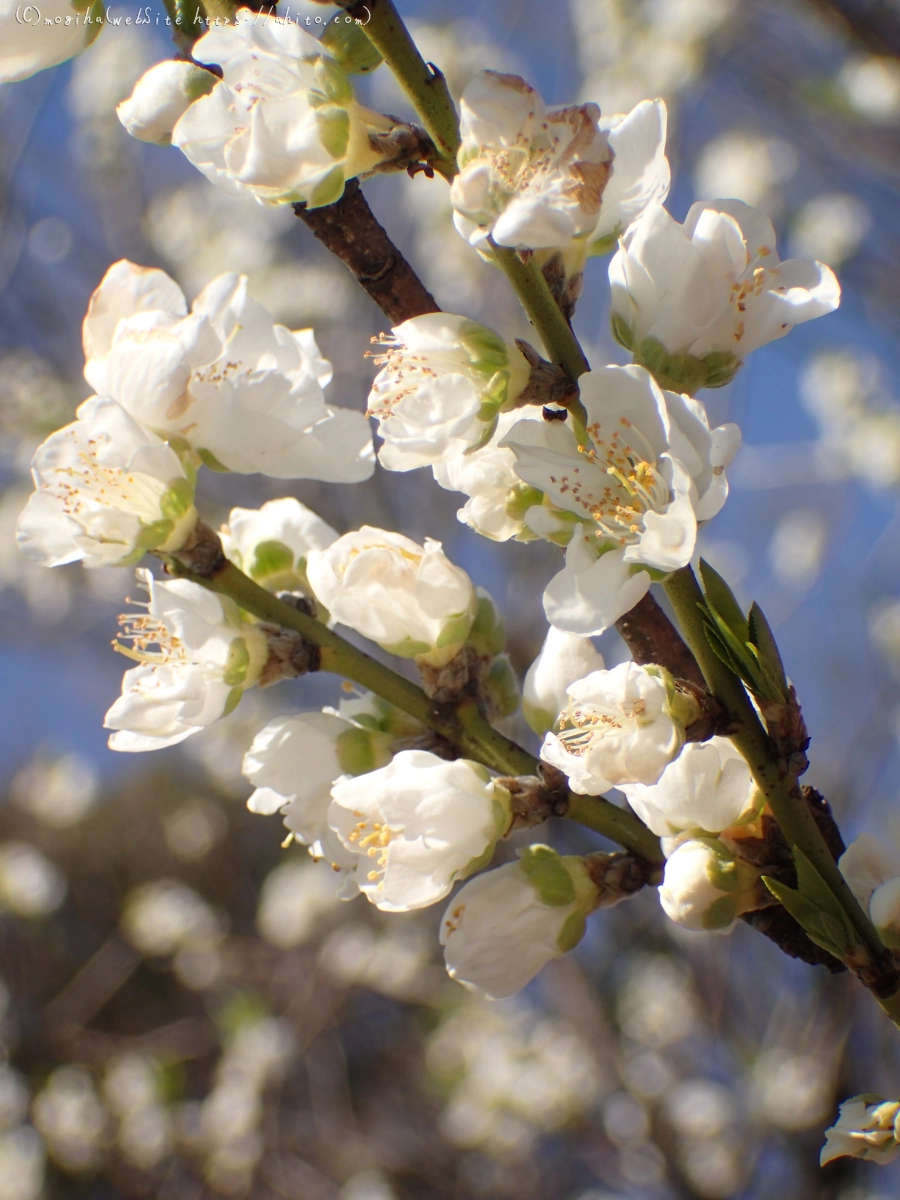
[0,0,96,84]
[105,569,267,752]
[522,626,605,736]
[502,364,741,634]
[220,497,337,592]
[116,60,217,146]
[659,838,761,932]
[242,707,390,862]
[306,527,477,665]
[170,12,397,207]
[367,314,530,470]
[610,200,840,389]
[329,750,511,912]
[433,411,545,542]
[839,834,900,945]
[588,98,671,252]
[451,71,613,251]
[83,259,374,481]
[820,1095,900,1166]
[620,737,759,839]
[441,845,594,999]
[16,396,196,570]
[541,662,691,794]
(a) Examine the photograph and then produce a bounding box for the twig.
[294,180,440,324]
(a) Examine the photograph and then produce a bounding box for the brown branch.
[805,0,900,57]
[615,590,707,689]
[293,179,440,324]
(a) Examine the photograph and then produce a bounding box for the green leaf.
[747,602,789,697]
[793,847,857,942]
[699,558,748,641]
[702,617,745,677]
[762,877,848,960]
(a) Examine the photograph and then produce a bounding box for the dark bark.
[615,590,707,689]
[294,179,440,324]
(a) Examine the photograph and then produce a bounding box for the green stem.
[199,0,236,23]
[490,242,590,382]
[567,793,664,865]
[663,565,885,960]
[178,559,657,859]
[354,0,459,174]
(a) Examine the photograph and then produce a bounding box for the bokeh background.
[2,0,900,1196]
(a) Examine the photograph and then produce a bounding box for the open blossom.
[433,411,545,542]
[329,751,511,912]
[16,396,196,570]
[610,200,840,391]
[541,662,692,794]
[367,314,531,470]
[620,737,759,840]
[117,60,217,146]
[242,693,422,857]
[220,498,337,593]
[659,837,762,932]
[83,260,373,481]
[105,569,268,752]
[522,626,605,736]
[451,71,613,251]
[0,0,98,84]
[441,845,595,999]
[588,99,671,253]
[306,527,477,665]
[821,1096,900,1166]
[170,13,398,206]
[839,834,900,945]
[502,364,741,635]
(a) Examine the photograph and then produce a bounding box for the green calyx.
[248,539,295,582]
[466,589,507,657]
[612,319,742,396]
[481,655,521,721]
[520,845,576,906]
[335,726,395,775]
[320,18,383,75]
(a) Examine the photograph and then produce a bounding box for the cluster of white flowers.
[8,1,850,1035]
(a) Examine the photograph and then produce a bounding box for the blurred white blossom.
[0,843,66,917]
[32,1067,106,1173]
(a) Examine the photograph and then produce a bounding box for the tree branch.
[293,179,440,324]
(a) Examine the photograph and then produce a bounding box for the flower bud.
[620,737,760,839]
[440,845,598,999]
[220,498,337,594]
[821,1095,900,1166]
[658,838,762,932]
[117,60,217,146]
[367,314,530,471]
[306,527,477,667]
[328,751,512,912]
[1,0,97,85]
[523,627,604,735]
[540,662,694,794]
